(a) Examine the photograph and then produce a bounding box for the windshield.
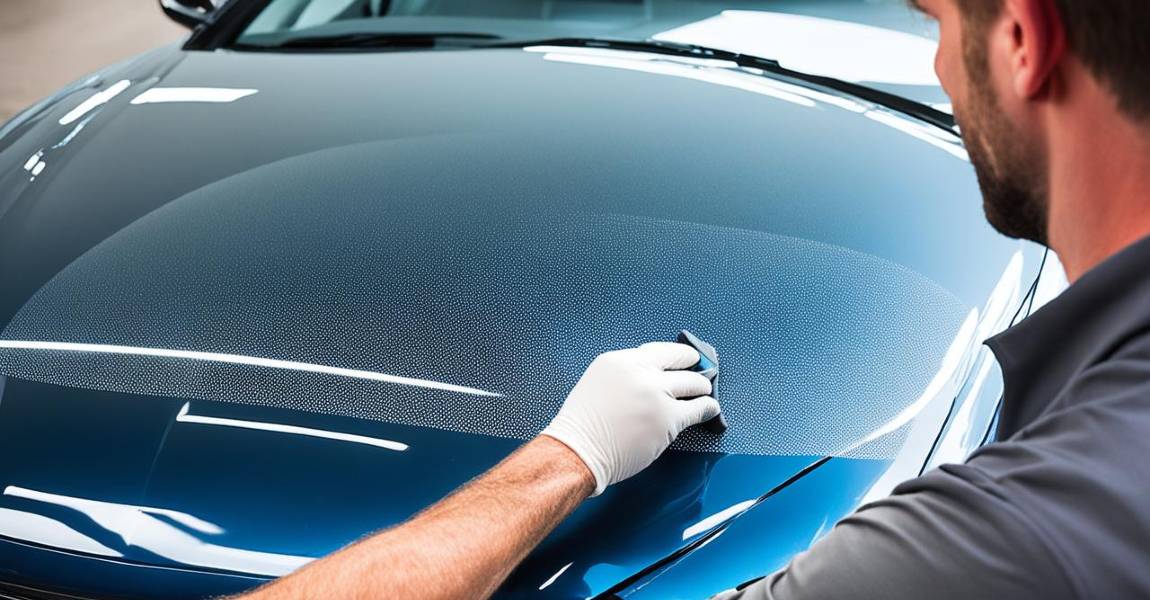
[232,0,930,49]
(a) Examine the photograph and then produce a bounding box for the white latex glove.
[541,342,722,496]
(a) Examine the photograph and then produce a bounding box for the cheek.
[934,24,964,100]
[934,47,948,91]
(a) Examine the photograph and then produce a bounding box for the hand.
[541,342,722,496]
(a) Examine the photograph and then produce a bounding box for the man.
[241,0,1150,597]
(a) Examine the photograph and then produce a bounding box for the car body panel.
[0,376,835,598]
[0,13,1041,598]
[618,456,891,599]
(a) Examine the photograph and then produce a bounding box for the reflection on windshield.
[653,10,938,85]
[233,0,927,54]
[526,46,816,108]
[525,44,964,158]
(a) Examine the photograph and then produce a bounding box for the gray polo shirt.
[719,236,1150,599]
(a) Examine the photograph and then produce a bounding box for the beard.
[956,25,1050,246]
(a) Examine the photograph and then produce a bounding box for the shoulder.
[951,341,1150,598]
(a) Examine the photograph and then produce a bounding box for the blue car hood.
[0,381,836,598]
[0,44,1035,598]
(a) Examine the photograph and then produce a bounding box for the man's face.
[916,0,1049,245]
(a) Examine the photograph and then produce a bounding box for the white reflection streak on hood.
[176,403,409,451]
[58,79,131,125]
[682,499,756,540]
[538,562,574,590]
[858,250,1022,450]
[928,251,1024,467]
[5,486,310,576]
[853,308,980,451]
[6,486,223,535]
[855,251,1024,503]
[928,356,994,467]
[0,506,123,557]
[130,87,259,105]
[864,110,969,161]
[0,340,502,397]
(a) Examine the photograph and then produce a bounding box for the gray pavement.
[0,0,184,121]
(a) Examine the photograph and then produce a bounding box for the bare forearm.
[237,342,716,599]
[239,436,594,600]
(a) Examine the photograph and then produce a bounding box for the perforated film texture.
[0,139,969,457]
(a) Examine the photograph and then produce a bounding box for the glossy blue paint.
[0,378,825,597]
[0,7,1046,598]
[0,535,263,599]
[620,457,891,599]
[2,47,1015,323]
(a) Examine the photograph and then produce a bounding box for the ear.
[1004,0,1067,99]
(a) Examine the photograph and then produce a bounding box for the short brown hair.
[955,0,1150,121]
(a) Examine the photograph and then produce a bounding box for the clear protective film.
[0,138,969,458]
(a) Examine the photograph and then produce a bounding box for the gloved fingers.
[659,370,713,398]
[636,341,701,370]
[674,395,722,430]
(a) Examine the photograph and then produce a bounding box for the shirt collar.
[986,235,1150,437]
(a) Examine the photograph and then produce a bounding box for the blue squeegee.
[676,329,728,434]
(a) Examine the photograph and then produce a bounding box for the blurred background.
[0,0,185,121]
